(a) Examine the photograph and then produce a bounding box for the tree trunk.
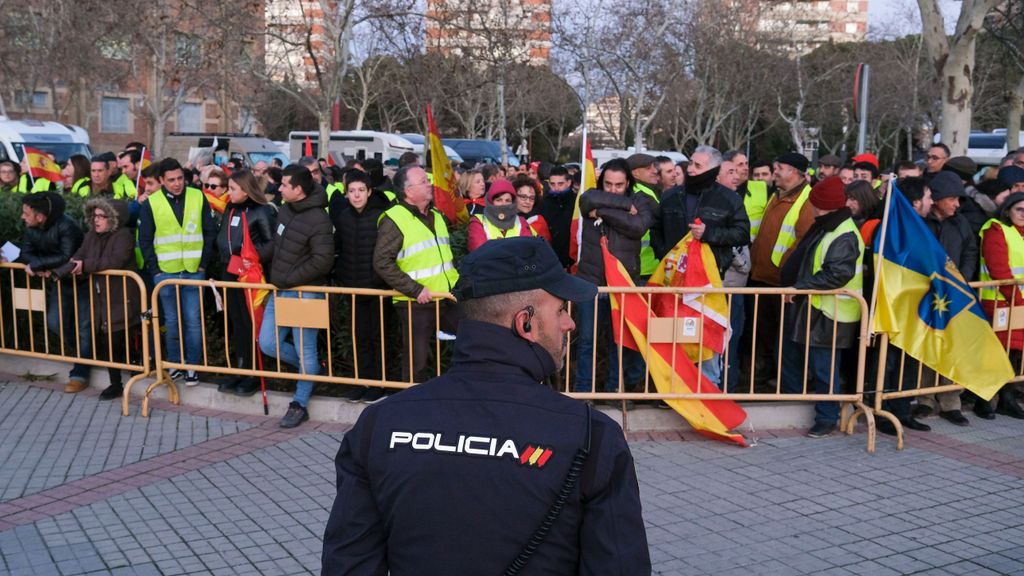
[1008,75,1024,152]
[937,45,976,156]
[319,115,332,160]
[497,73,507,165]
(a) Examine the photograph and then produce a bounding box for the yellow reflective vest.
[770,184,812,267]
[809,218,864,323]
[16,174,52,193]
[71,177,91,197]
[744,180,769,241]
[473,213,530,242]
[149,187,204,273]
[633,182,659,277]
[382,204,459,303]
[111,173,137,200]
[978,219,1024,302]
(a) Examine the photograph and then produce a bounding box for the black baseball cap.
[453,237,597,302]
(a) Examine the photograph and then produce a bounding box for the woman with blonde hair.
[458,169,486,217]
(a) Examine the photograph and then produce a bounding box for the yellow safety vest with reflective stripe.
[809,218,864,322]
[16,174,52,193]
[744,180,769,241]
[473,213,529,242]
[634,182,659,276]
[383,204,459,303]
[770,184,812,267]
[71,177,91,197]
[112,173,137,200]
[149,187,204,273]
[325,182,344,212]
[978,219,1024,302]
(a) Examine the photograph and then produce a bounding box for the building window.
[177,102,202,132]
[100,97,131,133]
[846,22,858,34]
[14,90,48,109]
[175,33,202,67]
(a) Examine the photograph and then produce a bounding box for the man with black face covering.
[651,145,750,278]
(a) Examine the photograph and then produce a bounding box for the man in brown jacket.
[748,152,814,385]
[373,165,459,383]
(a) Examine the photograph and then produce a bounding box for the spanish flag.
[427,105,467,224]
[568,136,597,267]
[203,187,228,214]
[647,229,730,362]
[602,237,747,446]
[873,182,1013,401]
[23,147,61,183]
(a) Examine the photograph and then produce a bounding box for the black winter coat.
[21,209,83,273]
[925,212,978,281]
[332,190,389,288]
[269,188,334,288]
[538,190,578,268]
[652,182,750,276]
[216,200,276,269]
[576,188,657,285]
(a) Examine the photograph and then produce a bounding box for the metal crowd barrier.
[137,278,457,417]
[868,278,1024,449]
[563,286,877,451]
[0,263,152,406]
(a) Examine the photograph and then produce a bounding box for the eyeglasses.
[93,213,109,220]
[516,193,536,201]
[204,182,223,190]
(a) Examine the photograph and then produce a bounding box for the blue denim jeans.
[48,279,93,382]
[726,293,745,392]
[156,271,204,365]
[574,294,645,393]
[259,291,323,407]
[781,338,842,425]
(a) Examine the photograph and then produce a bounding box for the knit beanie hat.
[809,176,847,210]
[486,179,515,204]
[929,171,966,200]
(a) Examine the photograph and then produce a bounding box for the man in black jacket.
[652,146,750,277]
[17,192,90,392]
[914,171,978,427]
[574,159,657,394]
[258,164,334,428]
[322,237,650,575]
[537,165,577,268]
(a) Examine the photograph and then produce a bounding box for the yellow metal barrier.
[0,262,152,405]
[138,278,457,417]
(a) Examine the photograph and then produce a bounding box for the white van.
[163,133,288,168]
[399,134,465,165]
[0,117,92,164]
[287,130,417,164]
[590,148,688,170]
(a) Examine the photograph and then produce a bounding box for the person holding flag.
[778,176,864,438]
[216,170,276,397]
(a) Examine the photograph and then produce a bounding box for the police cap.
[453,237,597,302]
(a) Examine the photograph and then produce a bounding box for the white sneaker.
[184,371,200,387]
[168,369,184,381]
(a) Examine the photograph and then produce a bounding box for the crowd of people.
[4,140,1024,435]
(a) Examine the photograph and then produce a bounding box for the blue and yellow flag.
[873,183,1013,401]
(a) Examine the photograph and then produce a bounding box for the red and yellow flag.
[647,228,730,361]
[204,189,228,214]
[427,105,467,224]
[568,136,597,268]
[601,237,747,446]
[23,147,61,183]
[304,135,314,157]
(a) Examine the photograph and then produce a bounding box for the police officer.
[323,236,651,575]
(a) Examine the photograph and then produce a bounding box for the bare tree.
[917,0,1003,155]
[985,1,1024,150]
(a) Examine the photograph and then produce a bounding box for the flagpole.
[867,175,894,336]
[22,148,36,187]
[135,147,146,192]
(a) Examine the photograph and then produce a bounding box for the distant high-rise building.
[727,0,870,54]
[425,0,552,66]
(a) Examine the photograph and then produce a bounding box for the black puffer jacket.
[576,188,657,285]
[20,193,83,272]
[925,211,978,281]
[269,188,334,288]
[538,190,579,268]
[332,190,389,288]
[216,200,276,269]
[651,182,750,276]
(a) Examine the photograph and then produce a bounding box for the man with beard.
[651,146,749,386]
[627,153,662,279]
[323,237,650,575]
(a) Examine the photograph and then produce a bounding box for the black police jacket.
[322,319,651,576]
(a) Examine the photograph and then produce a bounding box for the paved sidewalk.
[1,377,1024,575]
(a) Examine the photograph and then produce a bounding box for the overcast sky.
[867,0,962,38]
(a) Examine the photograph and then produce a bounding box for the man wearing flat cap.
[912,171,978,426]
[323,237,651,575]
[817,154,842,180]
[627,152,661,278]
[749,152,815,384]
